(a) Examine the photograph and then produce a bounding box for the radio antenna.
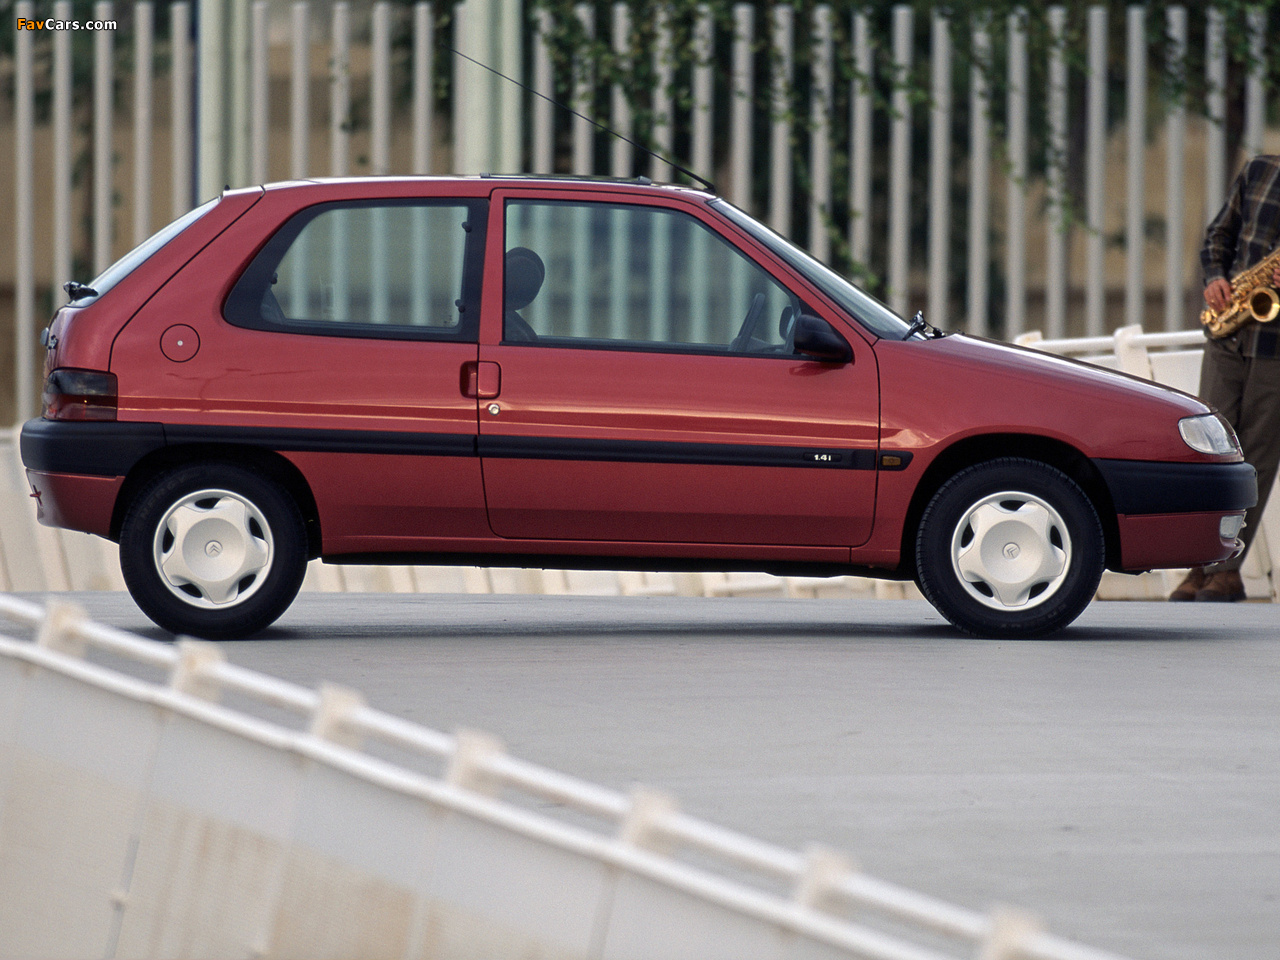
[446,45,717,194]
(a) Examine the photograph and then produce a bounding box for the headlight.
[1178,413,1241,456]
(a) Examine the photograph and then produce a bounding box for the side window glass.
[504,200,801,354]
[226,201,480,339]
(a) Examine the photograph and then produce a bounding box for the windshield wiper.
[903,310,926,340]
[63,280,99,301]
[902,309,945,340]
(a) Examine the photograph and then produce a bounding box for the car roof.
[242,175,716,203]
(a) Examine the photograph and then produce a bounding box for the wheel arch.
[111,443,322,559]
[899,433,1120,577]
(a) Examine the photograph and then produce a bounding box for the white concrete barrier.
[0,594,1134,960]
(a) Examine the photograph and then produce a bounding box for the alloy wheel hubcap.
[950,491,1070,610]
[153,489,273,608]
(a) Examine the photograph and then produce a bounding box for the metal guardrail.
[0,593,1136,960]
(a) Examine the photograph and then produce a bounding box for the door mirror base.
[794,315,852,363]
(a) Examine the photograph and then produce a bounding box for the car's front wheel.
[915,458,1104,638]
[119,463,307,639]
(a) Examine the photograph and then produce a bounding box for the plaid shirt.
[1201,155,1280,355]
[1202,154,1280,283]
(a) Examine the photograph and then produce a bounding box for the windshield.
[710,198,912,340]
[70,197,219,303]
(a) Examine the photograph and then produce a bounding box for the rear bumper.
[1093,458,1256,571]
[20,418,164,476]
[20,418,165,539]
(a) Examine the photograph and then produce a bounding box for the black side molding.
[478,435,877,470]
[1093,458,1257,515]
[21,417,883,478]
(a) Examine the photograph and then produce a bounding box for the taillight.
[42,368,118,421]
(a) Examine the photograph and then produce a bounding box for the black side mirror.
[793,315,852,363]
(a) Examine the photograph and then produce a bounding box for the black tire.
[119,463,308,639]
[915,458,1104,638]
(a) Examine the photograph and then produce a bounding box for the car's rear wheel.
[119,463,307,639]
[915,458,1104,638]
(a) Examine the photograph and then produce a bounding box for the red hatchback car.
[21,177,1255,639]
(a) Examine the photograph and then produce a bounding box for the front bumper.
[1094,459,1257,515]
[1094,458,1257,571]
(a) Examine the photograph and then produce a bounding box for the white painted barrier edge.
[0,594,1136,960]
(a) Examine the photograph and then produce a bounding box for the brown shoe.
[1168,567,1206,601]
[1194,570,1246,602]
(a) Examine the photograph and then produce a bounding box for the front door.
[477,192,880,548]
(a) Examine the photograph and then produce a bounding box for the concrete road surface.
[24,591,1280,960]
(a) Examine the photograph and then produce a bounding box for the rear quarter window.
[224,199,485,342]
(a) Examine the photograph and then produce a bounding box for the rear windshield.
[69,197,218,304]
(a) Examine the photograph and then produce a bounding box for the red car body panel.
[473,345,878,546]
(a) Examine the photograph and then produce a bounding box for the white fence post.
[693,5,714,184]
[133,4,154,245]
[52,1,73,303]
[1126,5,1147,331]
[1085,5,1107,338]
[250,1,269,185]
[371,2,392,176]
[928,12,952,332]
[533,9,554,175]
[967,18,991,337]
[14,3,35,424]
[1165,7,1188,333]
[888,4,913,316]
[171,2,193,215]
[413,2,435,175]
[1244,8,1266,159]
[1204,8,1227,217]
[93,1,114,275]
[290,1,310,180]
[1005,9,1027,339]
[574,2,595,176]
[730,4,754,210]
[809,5,833,263]
[849,11,872,270]
[330,2,350,177]
[612,3,634,179]
[769,4,794,235]
[1045,6,1068,340]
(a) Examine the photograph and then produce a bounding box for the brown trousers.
[1199,334,1280,572]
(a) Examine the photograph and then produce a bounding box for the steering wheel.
[731,293,766,353]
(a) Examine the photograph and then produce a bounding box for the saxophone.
[1200,246,1280,338]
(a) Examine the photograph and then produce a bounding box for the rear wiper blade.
[63,280,99,300]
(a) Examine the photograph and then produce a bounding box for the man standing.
[1170,154,1280,602]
